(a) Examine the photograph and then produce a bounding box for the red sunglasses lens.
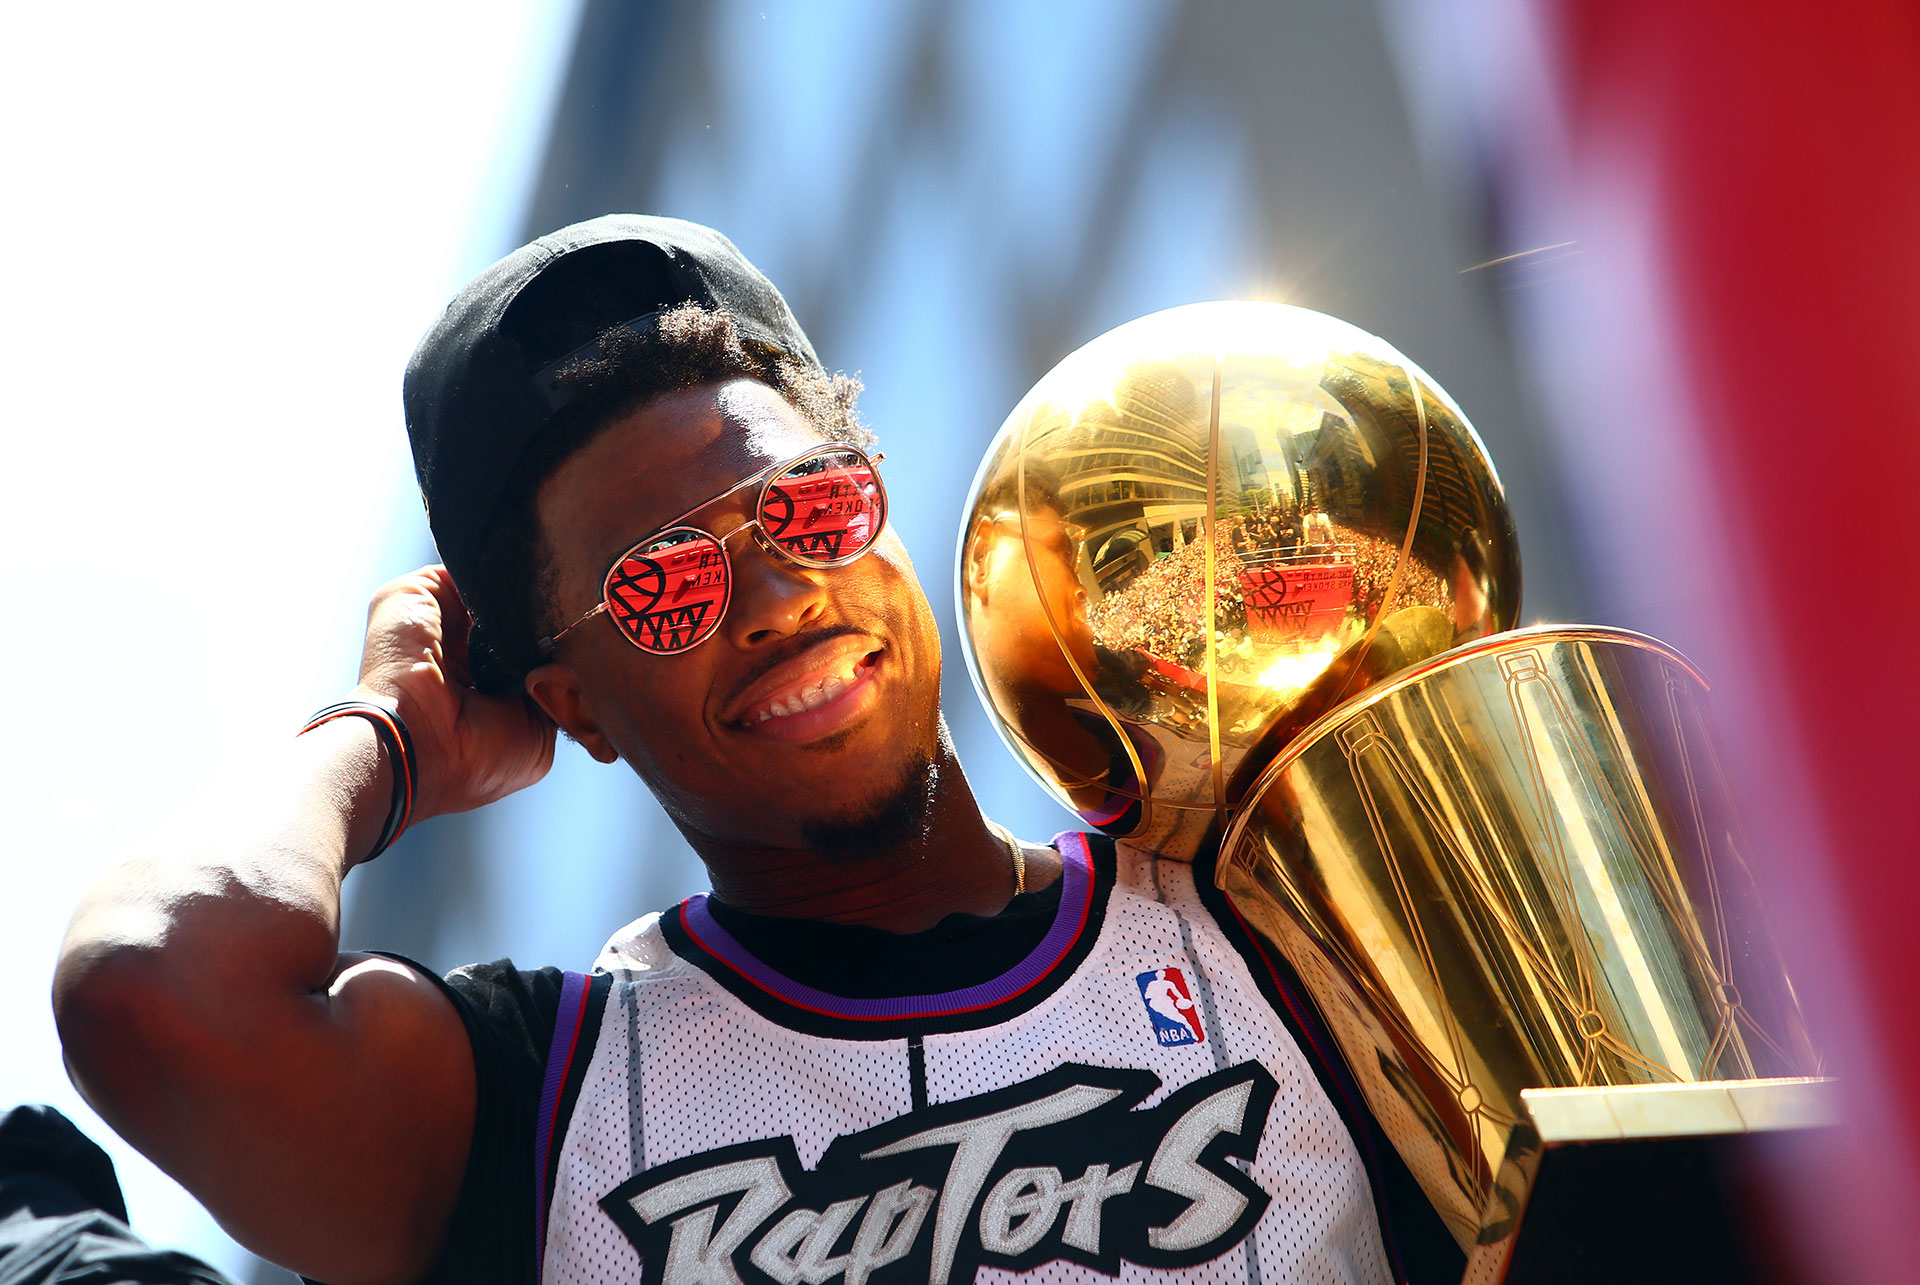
[605,529,730,654]
[757,450,885,565]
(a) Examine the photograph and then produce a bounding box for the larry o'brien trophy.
[956,303,1824,1280]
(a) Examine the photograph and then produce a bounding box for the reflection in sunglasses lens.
[608,528,731,653]
[760,450,885,565]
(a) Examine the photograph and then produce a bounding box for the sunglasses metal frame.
[540,444,888,656]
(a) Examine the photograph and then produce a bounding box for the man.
[53,216,1458,1284]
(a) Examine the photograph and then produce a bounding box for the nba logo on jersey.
[1136,967,1205,1047]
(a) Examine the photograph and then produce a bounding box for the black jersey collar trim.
[661,831,1116,1040]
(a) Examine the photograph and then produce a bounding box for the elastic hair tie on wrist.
[299,700,419,860]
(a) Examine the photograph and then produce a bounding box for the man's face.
[966,501,1096,694]
[530,378,944,850]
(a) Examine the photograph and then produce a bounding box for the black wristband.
[299,700,419,860]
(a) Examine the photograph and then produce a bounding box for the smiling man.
[52,217,1458,1285]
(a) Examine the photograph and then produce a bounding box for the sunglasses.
[542,445,888,656]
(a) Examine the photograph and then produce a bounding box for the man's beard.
[799,746,938,865]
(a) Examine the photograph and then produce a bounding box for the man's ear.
[525,662,619,764]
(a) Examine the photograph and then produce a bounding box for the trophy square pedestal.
[1467,1078,1839,1283]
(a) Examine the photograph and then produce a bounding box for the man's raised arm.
[52,567,555,1285]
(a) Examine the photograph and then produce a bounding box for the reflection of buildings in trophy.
[1223,423,1262,513]
[1026,360,1211,596]
[1324,351,1509,595]
[1284,409,1370,541]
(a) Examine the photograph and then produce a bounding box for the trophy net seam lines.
[1331,365,1430,710]
[1204,349,1227,831]
[1341,719,1495,1175]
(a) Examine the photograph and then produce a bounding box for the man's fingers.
[353,564,560,817]
[417,565,472,633]
[416,566,477,686]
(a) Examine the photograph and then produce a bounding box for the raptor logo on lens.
[763,466,879,563]
[607,538,731,653]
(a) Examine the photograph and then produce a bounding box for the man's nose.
[724,538,829,647]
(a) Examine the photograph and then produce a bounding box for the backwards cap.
[403,214,820,593]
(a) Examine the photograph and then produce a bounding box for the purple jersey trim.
[533,969,590,1273]
[677,831,1096,1021]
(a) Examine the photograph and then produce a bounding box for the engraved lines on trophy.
[1228,882,1488,1244]
[1499,647,1695,1085]
[1333,710,1520,1208]
[1295,924,1491,1246]
[1511,646,1802,1083]
[1666,671,1735,1078]
[1336,669,1613,1099]
[1498,650,1629,1084]
[1660,671,1806,1076]
[1317,643,1774,1198]
[1632,668,1746,1079]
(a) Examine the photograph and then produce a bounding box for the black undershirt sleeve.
[0,1105,237,1285]
[366,954,562,1285]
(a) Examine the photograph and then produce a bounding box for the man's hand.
[352,564,556,825]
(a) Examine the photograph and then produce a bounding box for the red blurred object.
[1542,0,1920,1274]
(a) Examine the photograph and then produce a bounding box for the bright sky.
[0,4,575,1273]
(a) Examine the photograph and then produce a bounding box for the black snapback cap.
[403,214,821,596]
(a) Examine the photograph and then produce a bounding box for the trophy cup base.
[1465,1077,1838,1284]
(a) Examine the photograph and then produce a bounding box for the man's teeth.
[751,663,862,723]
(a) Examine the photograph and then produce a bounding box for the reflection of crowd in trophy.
[1088,508,1450,670]
[1337,521,1448,620]
[1088,524,1246,669]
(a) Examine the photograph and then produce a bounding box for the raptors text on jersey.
[602,1061,1276,1285]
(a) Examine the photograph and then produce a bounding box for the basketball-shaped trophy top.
[956,301,1519,860]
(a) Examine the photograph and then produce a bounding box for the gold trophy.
[957,303,1823,1278]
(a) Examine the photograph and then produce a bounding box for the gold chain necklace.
[989,821,1026,895]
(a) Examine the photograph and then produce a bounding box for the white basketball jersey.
[532,833,1393,1285]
